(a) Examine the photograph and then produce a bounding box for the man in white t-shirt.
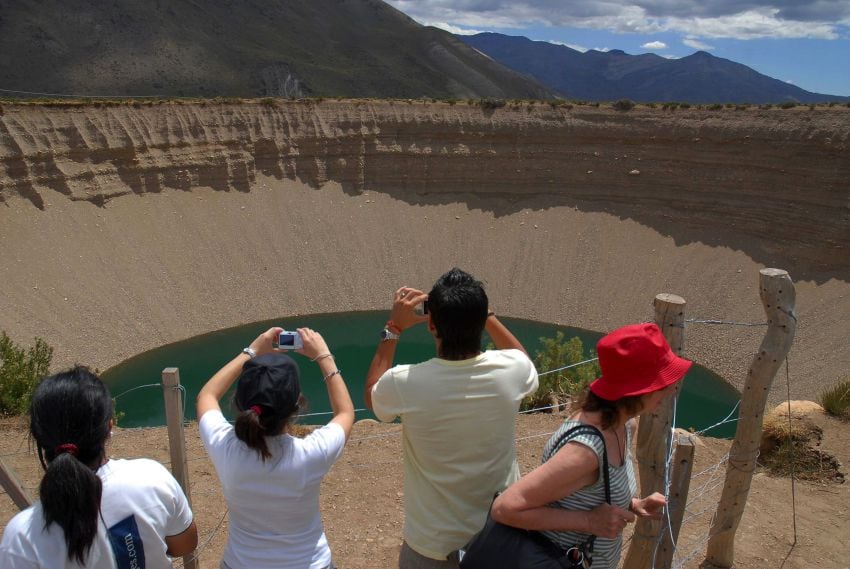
[365,268,539,569]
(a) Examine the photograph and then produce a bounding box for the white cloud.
[662,54,679,59]
[428,22,486,35]
[642,40,667,49]
[683,37,714,50]
[547,40,590,52]
[385,1,849,41]
[666,9,839,39]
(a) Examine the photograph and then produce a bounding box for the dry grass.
[759,410,843,483]
[820,378,850,420]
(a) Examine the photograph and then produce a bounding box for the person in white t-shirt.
[0,366,198,569]
[197,326,355,569]
[364,268,539,568]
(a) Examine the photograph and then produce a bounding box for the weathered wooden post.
[657,433,695,567]
[0,457,32,510]
[705,268,796,567]
[161,367,199,569]
[623,293,686,569]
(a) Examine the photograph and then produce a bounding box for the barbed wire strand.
[0,87,178,99]
[784,356,798,546]
[685,319,768,327]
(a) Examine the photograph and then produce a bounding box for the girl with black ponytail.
[0,366,198,568]
[197,327,354,569]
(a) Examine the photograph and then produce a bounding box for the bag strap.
[545,424,611,504]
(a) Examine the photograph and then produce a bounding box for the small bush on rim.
[522,331,599,412]
[612,99,635,111]
[478,98,506,110]
[0,331,53,415]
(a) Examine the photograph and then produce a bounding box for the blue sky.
[386,1,850,96]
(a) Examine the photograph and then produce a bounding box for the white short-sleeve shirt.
[0,458,194,569]
[199,410,346,569]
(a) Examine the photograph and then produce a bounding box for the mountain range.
[460,33,848,104]
[1,0,845,104]
[0,0,549,100]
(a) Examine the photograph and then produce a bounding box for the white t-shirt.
[0,458,194,569]
[198,410,346,569]
[371,349,539,560]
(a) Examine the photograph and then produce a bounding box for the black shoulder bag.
[459,424,611,569]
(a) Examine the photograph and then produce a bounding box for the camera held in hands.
[275,330,303,350]
[414,299,429,316]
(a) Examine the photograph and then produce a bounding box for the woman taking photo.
[489,323,692,568]
[197,326,354,569]
[0,367,198,568]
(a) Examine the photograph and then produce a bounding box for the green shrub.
[678,102,691,109]
[708,103,723,111]
[0,331,53,415]
[522,331,599,411]
[478,98,506,110]
[779,101,797,109]
[612,99,635,111]
[260,97,277,107]
[820,378,850,419]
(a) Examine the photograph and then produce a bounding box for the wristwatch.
[380,327,401,341]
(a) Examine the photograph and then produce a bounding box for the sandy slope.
[0,101,848,403]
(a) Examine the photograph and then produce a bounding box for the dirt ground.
[1,407,847,569]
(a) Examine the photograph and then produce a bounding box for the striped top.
[540,420,637,569]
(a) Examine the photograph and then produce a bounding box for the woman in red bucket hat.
[488,323,692,569]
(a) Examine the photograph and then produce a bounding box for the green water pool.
[102,311,740,437]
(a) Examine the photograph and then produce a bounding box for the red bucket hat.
[589,323,692,400]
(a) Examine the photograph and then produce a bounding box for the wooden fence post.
[623,293,686,569]
[657,433,695,568]
[0,456,32,510]
[705,268,796,568]
[161,367,200,569]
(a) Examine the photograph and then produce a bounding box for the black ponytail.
[234,398,303,461]
[30,366,112,564]
[234,407,274,461]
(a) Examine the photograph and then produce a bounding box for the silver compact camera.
[275,330,303,350]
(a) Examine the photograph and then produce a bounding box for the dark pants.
[399,541,461,569]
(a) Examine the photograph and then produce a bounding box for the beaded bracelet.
[324,369,342,381]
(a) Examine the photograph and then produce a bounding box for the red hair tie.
[249,405,263,416]
[54,443,79,456]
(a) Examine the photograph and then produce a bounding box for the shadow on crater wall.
[1,102,847,283]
